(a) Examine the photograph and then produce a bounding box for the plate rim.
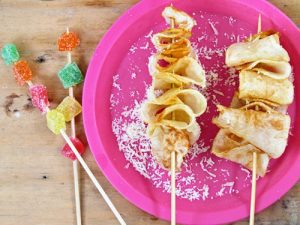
[83,0,300,224]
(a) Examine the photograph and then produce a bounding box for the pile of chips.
[1,34,85,161]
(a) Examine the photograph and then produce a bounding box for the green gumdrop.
[1,44,20,65]
[58,62,84,88]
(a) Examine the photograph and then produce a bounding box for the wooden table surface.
[0,1,299,225]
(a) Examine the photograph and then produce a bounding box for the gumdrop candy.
[61,137,85,160]
[13,60,32,86]
[58,62,83,88]
[29,84,49,113]
[1,43,20,65]
[56,96,82,122]
[58,31,80,51]
[46,109,66,134]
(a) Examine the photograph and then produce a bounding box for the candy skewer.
[65,27,81,225]
[1,44,126,225]
[170,18,176,225]
[249,14,261,225]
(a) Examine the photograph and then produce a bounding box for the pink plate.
[83,0,300,224]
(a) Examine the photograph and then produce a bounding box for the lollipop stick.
[60,130,126,225]
[66,27,81,225]
[249,14,261,225]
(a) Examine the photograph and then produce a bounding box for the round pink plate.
[83,0,300,224]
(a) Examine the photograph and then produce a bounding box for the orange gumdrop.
[58,31,80,51]
[13,60,32,86]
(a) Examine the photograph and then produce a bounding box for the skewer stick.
[171,152,176,225]
[249,14,261,225]
[170,18,176,225]
[66,27,81,225]
[257,14,261,35]
[250,152,257,225]
[60,130,126,225]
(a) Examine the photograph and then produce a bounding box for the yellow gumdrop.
[56,96,82,122]
[46,109,66,134]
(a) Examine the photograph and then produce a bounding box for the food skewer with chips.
[141,6,207,224]
[211,15,294,225]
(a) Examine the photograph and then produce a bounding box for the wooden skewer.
[66,27,82,225]
[170,18,176,225]
[171,152,176,225]
[250,151,257,225]
[249,14,261,225]
[60,129,127,225]
[257,14,262,36]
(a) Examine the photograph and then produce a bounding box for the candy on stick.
[1,43,20,65]
[1,44,126,225]
[58,28,84,225]
[13,60,32,86]
[58,31,80,51]
[46,109,66,134]
[29,84,50,113]
[57,28,84,225]
[61,137,85,161]
[58,62,83,88]
[56,96,82,122]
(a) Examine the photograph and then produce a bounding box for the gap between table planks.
[0,0,299,224]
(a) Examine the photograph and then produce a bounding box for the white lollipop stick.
[249,14,261,225]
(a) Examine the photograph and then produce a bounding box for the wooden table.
[0,1,299,224]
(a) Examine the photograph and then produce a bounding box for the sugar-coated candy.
[56,96,82,122]
[58,31,80,51]
[46,109,66,134]
[13,60,32,86]
[1,43,20,65]
[61,137,85,160]
[29,84,49,113]
[58,62,83,88]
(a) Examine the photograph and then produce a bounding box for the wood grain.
[0,1,299,225]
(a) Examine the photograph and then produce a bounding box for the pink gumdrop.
[61,137,85,161]
[29,84,49,113]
